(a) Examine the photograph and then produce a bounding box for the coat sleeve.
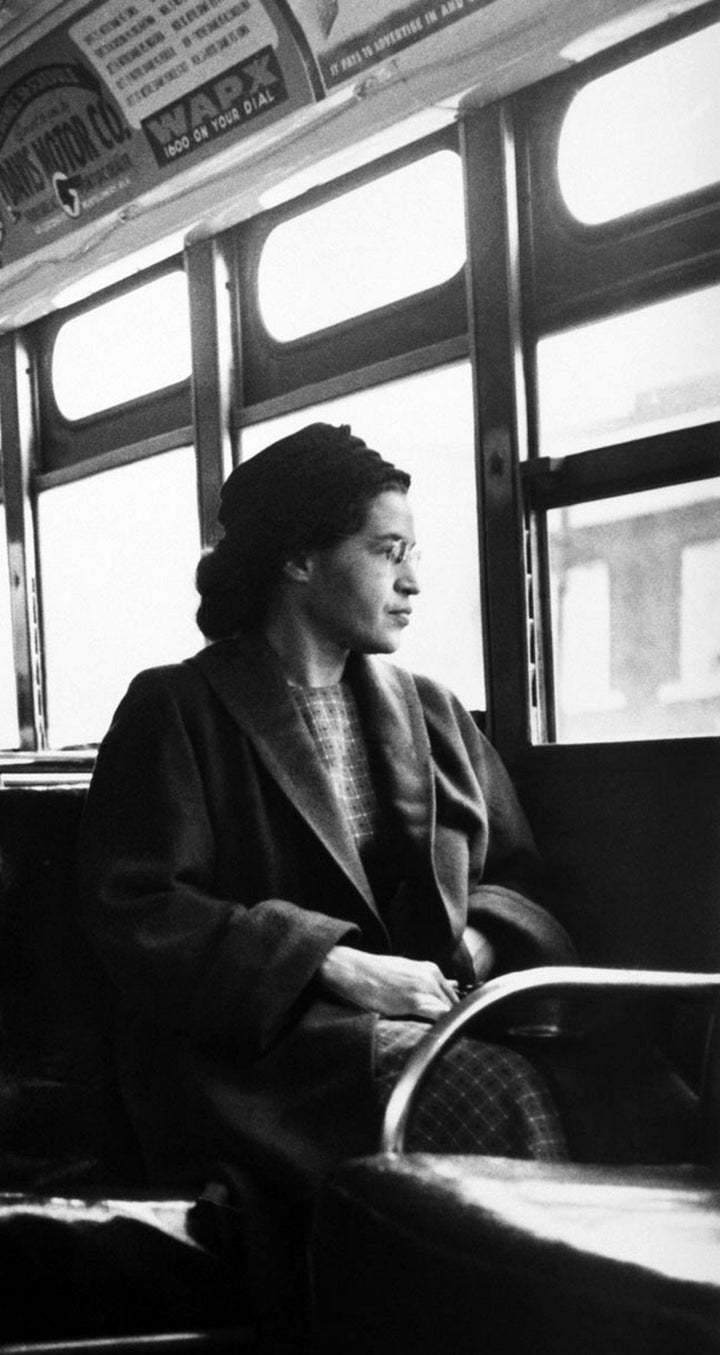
[78,667,358,1057]
[465,726,576,970]
[414,676,577,973]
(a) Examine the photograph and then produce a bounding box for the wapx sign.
[142,44,286,164]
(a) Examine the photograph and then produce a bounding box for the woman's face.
[299,490,421,656]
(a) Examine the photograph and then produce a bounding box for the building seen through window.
[549,481,720,741]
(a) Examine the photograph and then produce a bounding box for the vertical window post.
[185,236,235,550]
[462,104,534,758]
[0,332,46,749]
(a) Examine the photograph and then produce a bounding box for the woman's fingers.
[319,947,462,1018]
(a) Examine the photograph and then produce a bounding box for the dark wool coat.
[78,634,575,1197]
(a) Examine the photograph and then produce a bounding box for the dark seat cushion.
[0,1192,252,1342]
[0,786,142,1190]
[311,1154,720,1355]
[0,788,296,1349]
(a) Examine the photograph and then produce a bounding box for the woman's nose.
[395,562,420,595]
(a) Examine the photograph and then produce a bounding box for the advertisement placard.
[0,0,314,268]
[283,0,499,89]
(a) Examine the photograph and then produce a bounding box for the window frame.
[512,4,720,751]
[230,124,468,421]
[0,245,224,758]
[1,8,718,763]
[460,5,720,759]
[31,257,193,477]
[515,4,720,336]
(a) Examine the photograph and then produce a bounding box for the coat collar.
[189,635,435,923]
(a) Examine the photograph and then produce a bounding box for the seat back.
[0,785,143,1190]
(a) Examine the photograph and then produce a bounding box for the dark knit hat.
[196,422,410,638]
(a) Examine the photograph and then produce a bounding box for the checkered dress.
[290,681,381,860]
[291,679,567,1160]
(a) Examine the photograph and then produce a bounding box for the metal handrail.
[381,966,720,1155]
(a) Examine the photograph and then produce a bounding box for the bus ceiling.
[0,0,712,329]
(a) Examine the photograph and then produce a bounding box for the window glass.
[537,283,720,457]
[548,478,720,741]
[665,537,720,703]
[558,21,720,223]
[52,270,191,420]
[257,150,466,341]
[552,559,620,721]
[0,509,20,748]
[240,363,484,711]
[38,448,200,748]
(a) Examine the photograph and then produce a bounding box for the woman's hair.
[195,423,411,640]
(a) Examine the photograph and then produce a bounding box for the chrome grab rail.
[380,966,720,1155]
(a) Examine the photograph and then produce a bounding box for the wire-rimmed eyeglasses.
[380,538,421,567]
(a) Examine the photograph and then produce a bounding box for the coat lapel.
[191,637,456,954]
[347,653,433,860]
[350,656,463,959]
[348,656,460,957]
[192,636,379,914]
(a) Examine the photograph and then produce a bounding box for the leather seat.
[0,1192,252,1346]
[311,1154,720,1355]
[311,968,720,1355]
[0,787,252,1349]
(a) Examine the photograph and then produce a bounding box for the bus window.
[51,270,191,421]
[37,448,200,748]
[257,149,465,341]
[548,478,720,742]
[537,282,720,457]
[558,19,720,223]
[240,363,484,712]
[0,508,19,749]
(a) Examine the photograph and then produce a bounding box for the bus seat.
[0,1192,252,1347]
[311,1155,720,1355]
[0,785,140,1191]
[311,968,720,1355]
[0,786,253,1348]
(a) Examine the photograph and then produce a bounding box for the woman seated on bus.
[77,425,585,1219]
[78,422,579,1212]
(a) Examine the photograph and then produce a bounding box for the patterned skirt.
[374,1019,568,1159]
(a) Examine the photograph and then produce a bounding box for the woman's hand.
[318,946,460,1021]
